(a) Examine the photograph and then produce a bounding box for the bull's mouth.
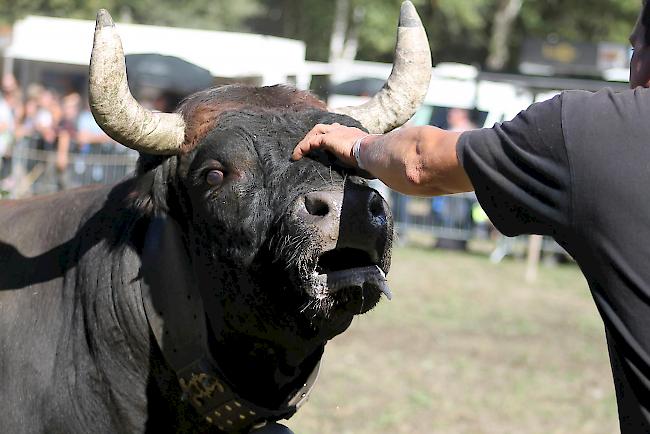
[307,247,391,315]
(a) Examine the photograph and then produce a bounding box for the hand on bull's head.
[88,2,430,346]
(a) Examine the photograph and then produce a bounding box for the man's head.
[629,0,650,87]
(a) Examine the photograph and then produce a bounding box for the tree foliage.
[0,0,642,70]
[0,0,259,31]
[249,0,640,70]
[521,0,638,43]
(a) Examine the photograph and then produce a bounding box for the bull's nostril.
[304,195,330,217]
[369,192,384,218]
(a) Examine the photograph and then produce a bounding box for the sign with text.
[519,38,628,77]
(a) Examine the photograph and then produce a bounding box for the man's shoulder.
[561,87,650,124]
[560,87,650,150]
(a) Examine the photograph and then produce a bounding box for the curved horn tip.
[399,1,423,28]
[96,9,115,29]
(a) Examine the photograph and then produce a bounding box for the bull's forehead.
[192,109,363,190]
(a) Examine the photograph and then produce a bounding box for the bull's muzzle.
[295,185,390,258]
[292,184,394,310]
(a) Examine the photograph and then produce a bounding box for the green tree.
[521,0,638,44]
[0,0,259,31]
[1,0,641,71]
[252,0,639,70]
[248,0,336,61]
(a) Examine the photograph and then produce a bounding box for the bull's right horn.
[333,1,432,134]
[89,9,185,154]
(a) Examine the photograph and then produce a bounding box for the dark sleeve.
[456,94,571,237]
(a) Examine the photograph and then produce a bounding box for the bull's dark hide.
[0,94,392,432]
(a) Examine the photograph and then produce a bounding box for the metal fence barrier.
[384,187,570,261]
[389,192,477,241]
[2,137,138,197]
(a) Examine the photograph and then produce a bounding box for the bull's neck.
[141,217,326,411]
[186,252,325,407]
[207,319,325,409]
[67,242,154,431]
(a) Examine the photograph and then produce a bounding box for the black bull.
[0,104,393,432]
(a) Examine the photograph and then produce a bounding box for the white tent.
[6,15,310,87]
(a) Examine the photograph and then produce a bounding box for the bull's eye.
[206,170,224,186]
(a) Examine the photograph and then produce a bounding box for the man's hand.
[294,123,472,196]
[292,123,368,167]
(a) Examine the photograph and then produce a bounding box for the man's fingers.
[292,124,336,160]
[292,133,325,160]
[311,123,337,135]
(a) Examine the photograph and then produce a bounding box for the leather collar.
[141,217,320,432]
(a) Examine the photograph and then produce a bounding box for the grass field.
[287,245,620,434]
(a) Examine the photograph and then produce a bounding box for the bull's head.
[88,1,430,416]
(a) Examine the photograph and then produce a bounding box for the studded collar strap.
[174,355,320,431]
[141,217,321,432]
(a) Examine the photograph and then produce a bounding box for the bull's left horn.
[89,9,185,154]
[333,1,432,134]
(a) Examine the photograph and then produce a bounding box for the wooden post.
[525,235,543,283]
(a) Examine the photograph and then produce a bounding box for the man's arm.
[292,123,472,196]
[295,94,570,238]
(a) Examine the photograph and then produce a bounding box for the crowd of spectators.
[0,73,135,194]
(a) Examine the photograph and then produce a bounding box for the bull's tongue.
[320,265,392,300]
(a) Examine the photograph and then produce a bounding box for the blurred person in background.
[34,89,60,150]
[446,107,476,132]
[76,101,113,151]
[432,107,478,250]
[8,85,45,189]
[2,74,24,123]
[73,101,122,184]
[0,77,15,179]
[16,84,44,141]
[293,1,650,431]
[55,92,81,189]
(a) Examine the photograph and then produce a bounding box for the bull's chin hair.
[299,296,337,322]
[267,217,309,265]
[269,231,342,324]
[267,221,319,290]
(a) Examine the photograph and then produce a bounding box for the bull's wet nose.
[367,190,388,220]
[295,187,391,259]
[296,191,342,247]
[304,191,333,218]
[336,185,391,264]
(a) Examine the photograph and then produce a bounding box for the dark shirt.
[457,88,650,433]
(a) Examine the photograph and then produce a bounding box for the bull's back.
[0,185,112,254]
[0,185,117,430]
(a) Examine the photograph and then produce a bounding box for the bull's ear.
[126,160,176,218]
[124,170,157,218]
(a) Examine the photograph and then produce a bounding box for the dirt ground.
[287,245,619,434]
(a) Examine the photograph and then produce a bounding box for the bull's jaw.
[185,263,332,408]
[204,310,327,409]
[296,242,392,324]
[312,265,392,300]
[301,265,390,319]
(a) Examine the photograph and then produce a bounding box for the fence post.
[525,234,543,283]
